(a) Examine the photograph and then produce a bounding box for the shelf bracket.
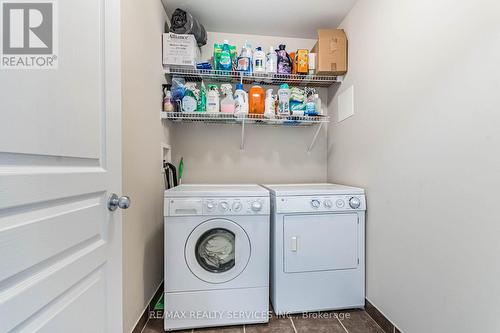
[240,118,246,150]
[307,122,324,153]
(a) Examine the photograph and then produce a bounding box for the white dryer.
[263,184,366,315]
[164,185,270,331]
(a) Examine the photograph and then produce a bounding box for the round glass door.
[185,219,251,284]
[195,228,235,273]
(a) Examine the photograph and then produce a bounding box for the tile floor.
[143,307,385,333]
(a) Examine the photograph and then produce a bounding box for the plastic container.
[182,89,197,112]
[236,41,252,73]
[264,89,275,119]
[206,84,220,113]
[276,45,292,74]
[266,46,277,74]
[248,86,265,115]
[234,83,248,117]
[278,83,291,115]
[163,89,174,112]
[196,81,206,112]
[218,40,232,71]
[253,47,266,73]
[220,84,235,114]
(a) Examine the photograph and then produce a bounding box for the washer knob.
[251,201,262,212]
[232,201,242,212]
[206,201,216,210]
[311,199,321,208]
[324,199,333,208]
[219,201,229,212]
[349,197,361,209]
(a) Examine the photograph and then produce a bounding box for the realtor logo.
[1,0,57,69]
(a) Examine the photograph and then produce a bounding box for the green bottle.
[197,81,206,112]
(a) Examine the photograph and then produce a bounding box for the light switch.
[337,85,354,122]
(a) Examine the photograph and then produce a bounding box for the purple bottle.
[276,44,292,74]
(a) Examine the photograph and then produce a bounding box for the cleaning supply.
[249,86,265,114]
[163,88,174,112]
[266,46,277,74]
[314,93,322,114]
[206,84,220,113]
[236,42,252,73]
[276,44,292,74]
[290,52,296,74]
[264,89,275,119]
[308,53,316,75]
[278,83,291,115]
[234,83,248,117]
[296,49,309,74]
[178,157,183,184]
[253,47,266,73]
[220,84,235,113]
[196,81,206,112]
[181,83,197,112]
[218,40,232,71]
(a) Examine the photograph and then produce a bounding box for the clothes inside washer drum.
[197,231,235,271]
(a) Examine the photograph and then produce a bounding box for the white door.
[0,0,123,332]
[283,214,359,273]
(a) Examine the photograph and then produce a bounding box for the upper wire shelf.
[163,66,342,87]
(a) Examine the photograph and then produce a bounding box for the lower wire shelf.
[160,112,329,126]
[160,111,328,152]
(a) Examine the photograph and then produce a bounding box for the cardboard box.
[311,29,347,75]
[162,33,199,68]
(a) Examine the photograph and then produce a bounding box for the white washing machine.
[263,184,366,315]
[164,184,270,331]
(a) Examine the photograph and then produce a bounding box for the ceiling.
[162,0,357,39]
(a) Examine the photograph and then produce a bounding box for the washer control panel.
[274,195,366,214]
[203,197,269,215]
[168,197,269,216]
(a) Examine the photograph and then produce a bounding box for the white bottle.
[234,83,248,117]
[266,46,277,74]
[253,47,266,73]
[206,84,220,113]
[264,89,275,119]
[277,83,291,116]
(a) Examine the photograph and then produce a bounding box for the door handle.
[108,193,131,211]
[291,236,298,252]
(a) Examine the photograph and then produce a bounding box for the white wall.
[171,31,328,184]
[327,1,500,332]
[121,0,169,331]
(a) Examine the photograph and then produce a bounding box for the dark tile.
[292,311,346,333]
[338,310,385,333]
[245,314,294,333]
[194,325,243,333]
[365,300,394,333]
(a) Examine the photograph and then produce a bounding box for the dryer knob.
[324,199,333,208]
[251,201,262,212]
[206,201,216,210]
[311,199,321,208]
[349,197,361,209]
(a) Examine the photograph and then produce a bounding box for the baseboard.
[365,298,403,333]
[131,281,164,333]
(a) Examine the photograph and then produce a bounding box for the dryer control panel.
[167,197,270,216]
[274,195,366,214]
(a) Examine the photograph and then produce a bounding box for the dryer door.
[185,218,251,284]
[283,213,359,273]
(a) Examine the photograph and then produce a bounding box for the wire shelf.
[161,112,329,127]
[163,67,342,87]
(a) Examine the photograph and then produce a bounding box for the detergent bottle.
[234,83,248,117]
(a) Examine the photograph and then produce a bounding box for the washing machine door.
[185,218,251,284]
